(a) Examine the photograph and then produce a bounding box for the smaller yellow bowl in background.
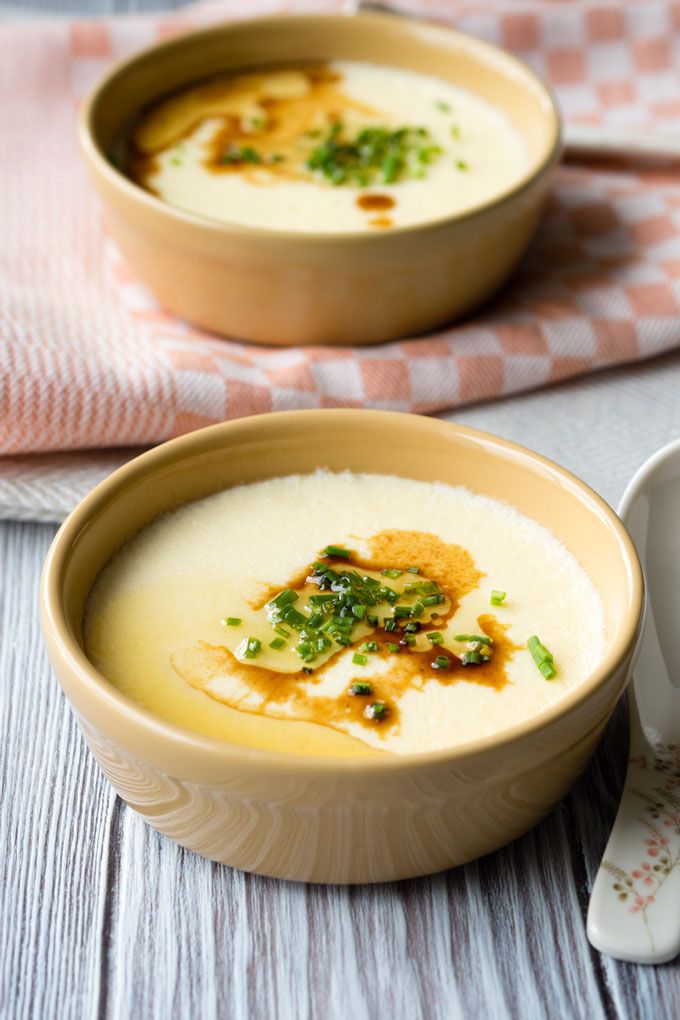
[78,13,561,346]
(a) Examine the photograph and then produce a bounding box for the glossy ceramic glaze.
[78,13,561,346]
[588,440,680,964]
[40,411,642,883]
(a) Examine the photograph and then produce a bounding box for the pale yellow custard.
[125,61,528,233]
[84,472,606,759]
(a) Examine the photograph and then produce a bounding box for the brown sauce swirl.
[171,530,519,744]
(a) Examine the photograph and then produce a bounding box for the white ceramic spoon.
[588,439,680,964]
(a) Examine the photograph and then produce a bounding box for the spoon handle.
[587,696,680,964]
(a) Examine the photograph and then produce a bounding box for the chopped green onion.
[404,634,417,646]
[527,635,557,679]
[349,681,372,696]
[269,637,286,650]
[421,594,445,606]
[387,642,400,653]
[393,606,413,618]
[490,590,506,606]
[406,566,420,574]
[453,633,492,646]
[269,589,299,609]
[307,612,323,629]
[435,100,451,112]
[433,655,450,669]
[352,652,368,666]
[352,604,366,619]
[456,159,469,171]
[323,545,352,559]
[364,702,388,720]
[384,619,397,632]
[404,622,421,634]
[244,637,261,659]
[426,632,444,645]
[302,667,313,675]
[274,624,290,638]
[222,617,241,627]
[283,606,306,628]
[460,651,482,665]
[366,614,379,626]
[450,124,460,138]
[527,635,553,663]
[361,641,379,653]
[381,568,403,578]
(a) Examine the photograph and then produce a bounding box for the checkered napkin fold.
[2,0,680,466]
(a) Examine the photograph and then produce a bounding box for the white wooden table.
[3,350,680,1019]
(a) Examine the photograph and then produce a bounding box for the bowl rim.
[78,10,563,245]
[41,409,643,775]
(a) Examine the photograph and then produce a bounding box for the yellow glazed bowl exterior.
[78,13,562,346]
[40,411,642,883]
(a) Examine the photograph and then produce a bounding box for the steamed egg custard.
[124,62,528,232]
[84,473,607,759]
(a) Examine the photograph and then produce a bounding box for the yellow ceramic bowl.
[40,410,642,883]
[78,13,561,346]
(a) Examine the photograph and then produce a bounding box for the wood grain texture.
[2,520,680,1020]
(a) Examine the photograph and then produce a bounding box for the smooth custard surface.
[125,61,528,232]
[84,472,606,758]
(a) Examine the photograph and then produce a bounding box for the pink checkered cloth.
[2,0,680,456]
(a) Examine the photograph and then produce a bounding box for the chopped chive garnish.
[435,100,451,112]
[490,590,506,606]
[460,651,482,665]
[364,702,388,720]
[381,568,403,578]
[323,545,352,558]
[387,642,400,653]
[307,612,323,629]
[404,621,421,634]
[302,667,313,675]
[453,633,492,646]
[352,652,368,666]
[361,641,379,653]
[426,632,444,645]
[404,634,417,646]
[456,159,469,171]
[283,607,307,630]
[407,566,420,574]
[350,681,372,696]
[527,635,553,663]
[421,594,445,606]
[269,637,286,650]
[223,617,241,626]
[352,605,366,619]
[384,619,397,632]
[527,635,557,679]
[366,614,378,626]
[433,655,450,669]
[269,589,299,609]
[244,637,261,659]
[393,606,413,618]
